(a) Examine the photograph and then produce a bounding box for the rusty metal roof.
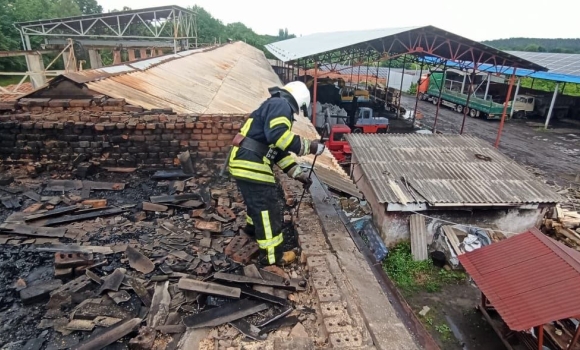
[82,42,279,114]
[346,133,562,206]
[39,43,277,114]
[459,228,580,331]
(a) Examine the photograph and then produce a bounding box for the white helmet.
[283,81,311,110]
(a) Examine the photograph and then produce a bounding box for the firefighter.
[228,81,324,266]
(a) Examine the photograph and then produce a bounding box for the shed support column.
[537,325,544,350]
[461,72,467,94]
[312,60,319,125]
[397,55,407,119]
[544,82,559,129]
[510,79,521,118]
[494,69,517,148]
[433,61,447,133]
[88,49,103,68]
[412,58,424,127]
[460,64,478,135]
[25,54,46,89]
[484,73,491,100]
[567,323,580,350]
[139,49,147,59]
[24,35,32,51]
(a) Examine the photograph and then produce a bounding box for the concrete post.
[544,82,559,129]
[113,50,122,65]
[510,79,521,118]
[157,49,164,56]
[127,49,136,62]
[139,49,147,59]
[461,72,467,94]
[88,49,103,68]
[25,54,46,88]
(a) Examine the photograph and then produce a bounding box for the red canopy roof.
[459,228,580,331]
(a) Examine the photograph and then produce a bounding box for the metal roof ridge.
[532,228,580,274]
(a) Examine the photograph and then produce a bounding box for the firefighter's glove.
[309,140,325,156]
[289,165,312,189]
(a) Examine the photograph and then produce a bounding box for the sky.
[97,0,579,41]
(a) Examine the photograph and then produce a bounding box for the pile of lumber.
[543,204,580,250]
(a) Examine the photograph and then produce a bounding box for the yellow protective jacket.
[228,96,308,184]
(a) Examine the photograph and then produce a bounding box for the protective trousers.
[235,179,284,265]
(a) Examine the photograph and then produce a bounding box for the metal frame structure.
[266,26,546,148]
[14,5,198,53]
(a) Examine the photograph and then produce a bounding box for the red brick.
[165,123,175,129]
[136,124,146,130]
[232,242,259,264]
[216,141,226,147]
[232,122,242,130]
[123,105,144,113]
[146,123,156,130]
[201,134,217,140]
[222,123,233,130]
[210,147,220,152]
[217,134,233,141]
[95,124,105,131]
[195,122,204,129]
[199,115,213,122]
[88,106,103,112]
[212,127,220,134]
[159,115,168,122]
[132,135,145,142]
[69,107,84,112]
[198,146,210,151]
[80,115,90,122]
[225,234,249,256]
[198,141,208,147]
[201,128,212,134]
[179,140,189,147]
[103,106,123,112]
[69,99,92,107]
[191,134,202,140]
[185,122,194,129]
[193,129,202,134]
[116,123,125,130]
[175,123,184,129]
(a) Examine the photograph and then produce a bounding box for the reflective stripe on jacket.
[229,97,304,184]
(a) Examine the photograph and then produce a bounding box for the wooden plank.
[43,208,128,226]
[213,272,298,290]
[182,299,267,329]
[442,226,463,256]
[150,193,200,204]
[74,318,141,350]
[81,199,107,208]
[409,214,428,261]
[24,205,80,221]
[103,167,137,173]
[148,281,171,328]
[143,202,168,212]
[0,224,66,238]
[151,170,190,180]
[177,278,241,298]
[45,180,125,191]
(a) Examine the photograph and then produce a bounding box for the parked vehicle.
[419,72,511,120]
[510,94,570,119]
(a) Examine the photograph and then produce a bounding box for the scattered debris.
[543,204,580,250]
[0,161,314,348]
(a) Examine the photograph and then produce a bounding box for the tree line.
[482,38,580,53]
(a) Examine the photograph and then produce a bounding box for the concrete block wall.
[0,111,246,167]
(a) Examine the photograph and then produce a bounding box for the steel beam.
[544,82,559,129]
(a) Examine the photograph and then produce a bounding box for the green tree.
[75,0,103,14]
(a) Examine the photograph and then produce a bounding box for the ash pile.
[0,158,314,350]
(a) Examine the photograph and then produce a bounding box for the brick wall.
[0,111,246,167]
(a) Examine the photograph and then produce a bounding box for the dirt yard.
[401,95,580,187]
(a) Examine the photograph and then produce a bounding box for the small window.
[333,132,347,141]
[528,97,534,104]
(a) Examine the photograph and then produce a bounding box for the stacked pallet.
[543,205,580,250]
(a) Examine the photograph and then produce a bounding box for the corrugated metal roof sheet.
[80,42,281,114]
[459,228,580,331]
[347,133,562,205]
[265,26,546,71]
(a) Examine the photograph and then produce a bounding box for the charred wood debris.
[0,156,315,350]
